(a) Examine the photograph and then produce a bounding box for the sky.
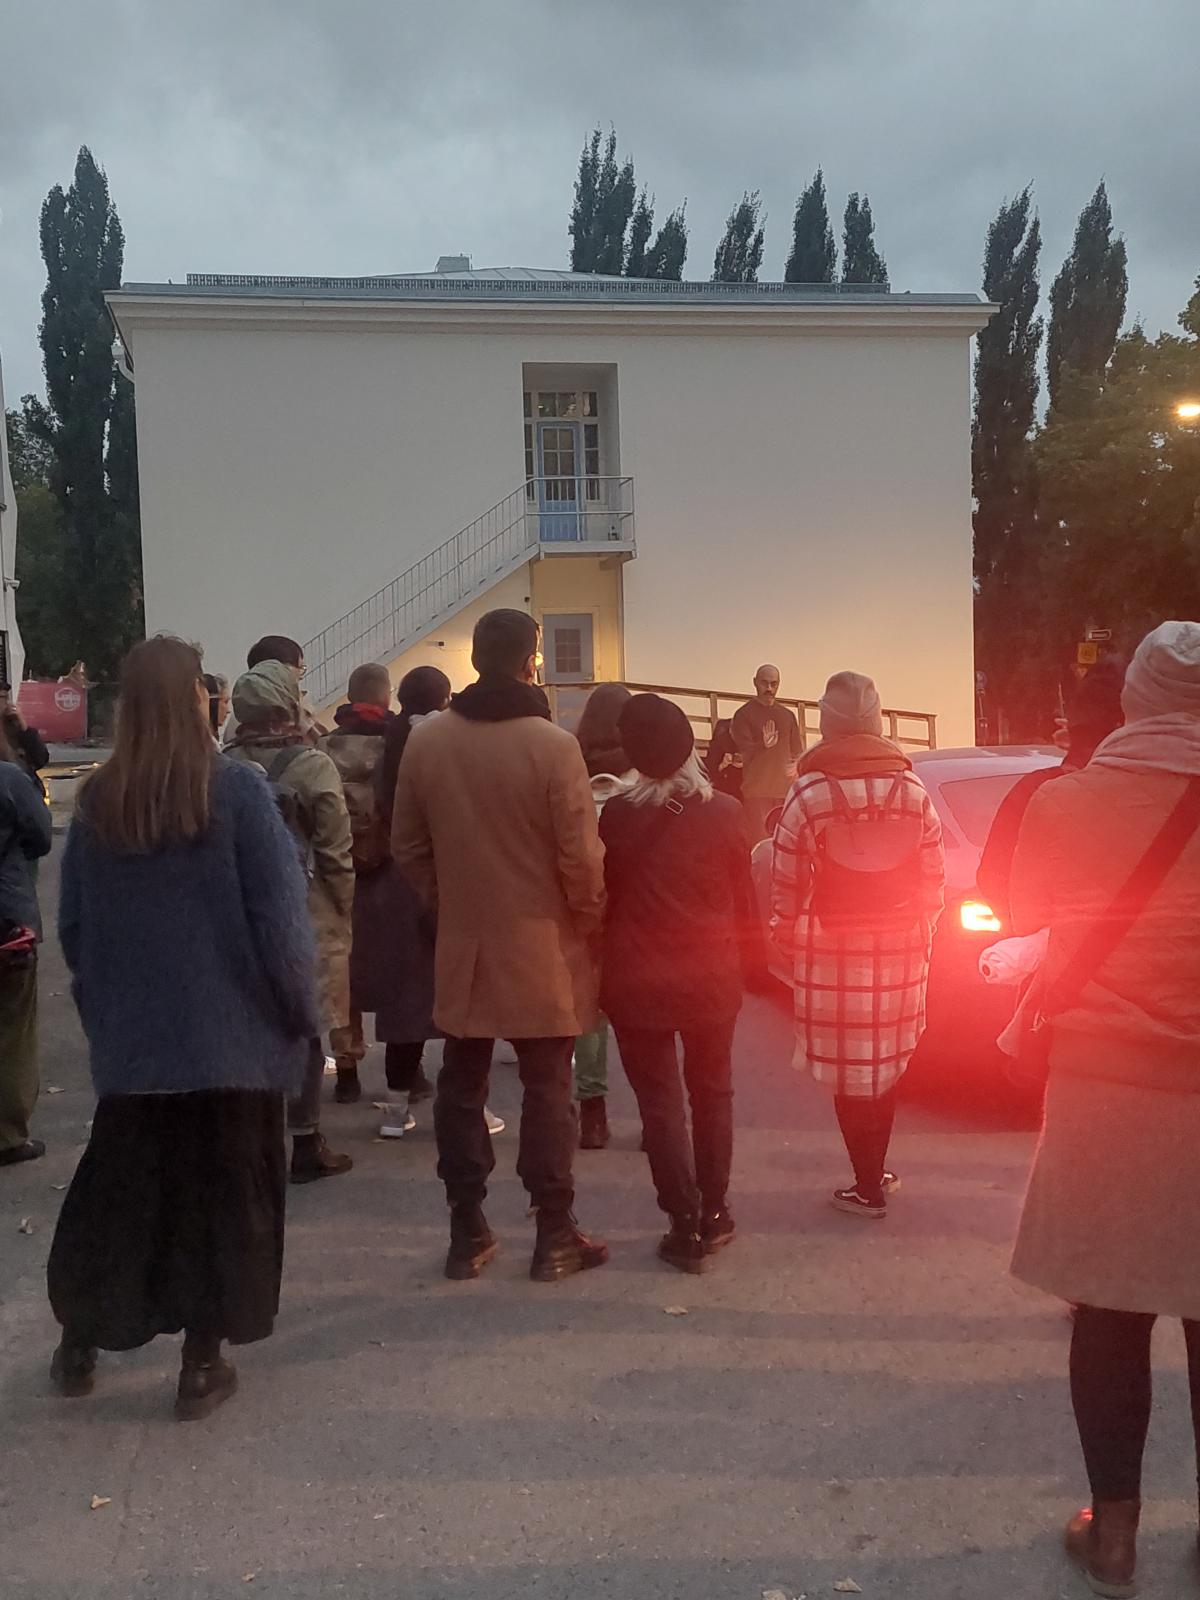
[2,0,1198,404]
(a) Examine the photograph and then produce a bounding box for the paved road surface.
[2,847,1196,1599]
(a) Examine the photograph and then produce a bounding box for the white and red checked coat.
[770,748,945,1097]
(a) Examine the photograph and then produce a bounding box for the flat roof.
[111,269,987,309]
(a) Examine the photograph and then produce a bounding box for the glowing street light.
[1177,400,1200,421]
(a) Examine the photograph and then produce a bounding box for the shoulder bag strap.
[1044,777,1200,1020]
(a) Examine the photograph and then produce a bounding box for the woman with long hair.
[571,682,633,1149]
[47,636,318,1419]
[0,716,53,1168]
[600,694,761,1272]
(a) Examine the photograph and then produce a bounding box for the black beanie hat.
[618,694,695,780]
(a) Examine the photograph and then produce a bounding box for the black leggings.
[385,1041,425,1094]
[833,1088,897,1204]
[1071,1304,1200,1501]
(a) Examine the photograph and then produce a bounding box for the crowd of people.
[2,609,1199,1594]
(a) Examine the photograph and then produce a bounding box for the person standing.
[731,664,802,845]
[771,672,944,1217]
[226,661,353,1184]
[202,673,232,744]
[1009,621,1200,1598]
[392,609,608,1282]
[0,718,53,1168]
[47,636,317,1418]
[601,695,761,1272]
[572,682,634,1150]
[0,680,50,797]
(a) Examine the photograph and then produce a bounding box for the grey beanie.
[1121,621,1200,724]
[819,671,884,739]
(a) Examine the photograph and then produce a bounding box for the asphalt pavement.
[2,846,1198,1599]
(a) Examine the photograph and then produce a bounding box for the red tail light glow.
[960,899,1002,934]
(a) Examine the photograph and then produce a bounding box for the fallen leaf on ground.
[46,1086,65,1095]
[763,1589,790,1599]
[18,1218,34,1235]
[90,1495,112,1511]
[242,1575,257,1583]
[833,1583,862,1595]
[663,1305,689,1317]
[51,1183,67,1192]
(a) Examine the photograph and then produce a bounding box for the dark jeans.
[1071,1304,1200,1501]
[613,1019,736,1221]
[385,1040,425,1093]
[436,1036,575,1212]
[833,1089,897,1205]
[287,1038,326,1137]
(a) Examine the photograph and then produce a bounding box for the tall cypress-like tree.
[1046,181,1127,411]
[569,128,636,274]
[841,193,888,286]
[625,189,654,278]
[23,147,142,682]
[642,206,688,281]
[712,191,765,283]
[972,189,1045,737]
[784,169,836,283]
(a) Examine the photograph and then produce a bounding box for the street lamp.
[1177,400,1200,421]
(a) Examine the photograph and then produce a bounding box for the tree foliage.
[785,169,836,284]
[840,193,888,286]
[712,191,765,283]
[20,146,143,682]
[569,129,636,275]
[640,206,688,281]
[1046,182,1128,412]
[625,188,654,279]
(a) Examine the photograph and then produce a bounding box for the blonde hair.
[82,636,214,854]
[622,750,713,809]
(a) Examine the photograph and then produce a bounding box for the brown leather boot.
[1064,1500,1140,1597]
[529,1210,609,1283]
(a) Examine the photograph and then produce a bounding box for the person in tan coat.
[392,609,608,1283]
[1010,620,1200,1598]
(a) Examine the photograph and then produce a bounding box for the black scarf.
[452,675,552,723]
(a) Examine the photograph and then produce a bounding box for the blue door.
[536,421,582,541]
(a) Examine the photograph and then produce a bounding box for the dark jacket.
[599,788,761,1029]
[4,715,49,798]
[977,763,1065,927]
[0,760,52,937]
[318,703,397,875]
[60,759,319,1099]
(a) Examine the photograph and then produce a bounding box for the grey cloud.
[2,0,1197,400]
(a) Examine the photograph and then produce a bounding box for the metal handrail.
[304,478,634,706]
[545,680,937,752]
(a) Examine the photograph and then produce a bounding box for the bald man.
[730,664,802,844]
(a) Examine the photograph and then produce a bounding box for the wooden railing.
[544,680,937,751]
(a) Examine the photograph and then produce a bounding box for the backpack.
[323,735,390,874]
[263,746,315,880]
[811,775,924,934]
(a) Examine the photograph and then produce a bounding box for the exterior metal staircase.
[304,477,633,706]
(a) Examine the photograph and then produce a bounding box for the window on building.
[554,628,583,677]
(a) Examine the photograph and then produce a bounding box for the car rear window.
[935,774,1032,847]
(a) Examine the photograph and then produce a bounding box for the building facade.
[107,268,993,744]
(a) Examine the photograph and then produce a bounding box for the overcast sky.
[2,0,1198,403]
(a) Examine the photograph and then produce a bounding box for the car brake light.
[960,899,1002,934]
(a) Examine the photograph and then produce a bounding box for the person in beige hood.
[226,661,353,1185]
[1010,620,1200,1597]
[392,609,608,1284]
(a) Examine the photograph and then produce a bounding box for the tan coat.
[391,708,605,1040]
[1010,761,1200,1316]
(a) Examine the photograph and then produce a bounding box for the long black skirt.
[48,1089,286,1351]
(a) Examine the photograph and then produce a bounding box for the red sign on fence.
[17,680,89,743]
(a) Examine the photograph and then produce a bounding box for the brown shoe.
[444,1204,499,1281]
[579,1096,609,1150]
[530,1211,609,1283]
[50,1342,98,1398]
[175,1355,238,1422]
[1064,1500,1139,1597]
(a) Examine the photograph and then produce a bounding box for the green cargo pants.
[573,1020,609,1102]
[0,961,39,1153]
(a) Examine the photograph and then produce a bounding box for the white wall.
[130,310,976,743]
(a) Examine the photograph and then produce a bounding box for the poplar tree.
[784,169,836,283]
[840,193,888,286]
[1046,181,1128,411]
[712,191,765,283]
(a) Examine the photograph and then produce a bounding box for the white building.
[107,266,993,745]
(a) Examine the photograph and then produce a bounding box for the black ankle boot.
[50,1341,98,1398]
[658,1218,709,1274]
[579,1096,610,1150]
[445,1203,498,1280]
[699,1204,737,1255]
[334,1064,362,1104]
[530,1210,609,1283]
[175,1348,238,1422]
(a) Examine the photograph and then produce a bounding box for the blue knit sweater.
[60,758,320,1099]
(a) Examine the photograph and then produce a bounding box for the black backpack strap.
[1045,777,1200,1020]
[266,745,308,785]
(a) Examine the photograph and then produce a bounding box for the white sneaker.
[485,1107,505,1136]
[379,1097,417,1139]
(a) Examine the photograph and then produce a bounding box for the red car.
[752,746,1060,1081]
